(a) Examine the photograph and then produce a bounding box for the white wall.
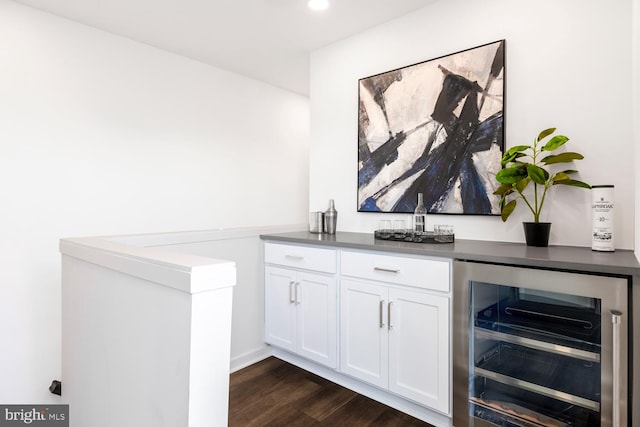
[137,225,305,372]
[310,0,635,249]
[0,0,309,403]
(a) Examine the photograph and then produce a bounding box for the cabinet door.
[340,278,388,388]
[388,288,450,414]
[264,266,297,352]
[297,272,337,368]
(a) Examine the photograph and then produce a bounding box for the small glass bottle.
[413,193,427,233]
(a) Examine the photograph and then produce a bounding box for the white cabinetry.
[340,250,451,415]
[264,242,337,368]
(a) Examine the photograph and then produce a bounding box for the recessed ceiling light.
[308,0,329,11]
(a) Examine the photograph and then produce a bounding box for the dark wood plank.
[230,361,320,426]
[317,394,388,425]
[229,357,433,427]
[300,380,358,421]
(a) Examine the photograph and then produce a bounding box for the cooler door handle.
[611,310,622,427]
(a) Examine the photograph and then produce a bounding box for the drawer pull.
[285,254,304,260]
[374,267,400,274]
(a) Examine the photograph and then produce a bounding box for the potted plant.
[494,127,591,246]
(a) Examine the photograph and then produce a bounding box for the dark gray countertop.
[261,231,640,277]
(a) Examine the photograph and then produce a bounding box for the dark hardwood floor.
[228,357,433,426]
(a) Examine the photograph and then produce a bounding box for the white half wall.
[310,0,635,249]
[0,0,309,403]
[60,236,236,427]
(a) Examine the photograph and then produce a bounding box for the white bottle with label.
[591,185,614,252]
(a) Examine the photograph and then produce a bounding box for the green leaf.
[537,128,556,142]
[554,179,591,189]
[501,153,517,166]
[542,135,569,151]
[496,167,528,184]
[493,183,514,196]
[541,152,584,164]
[559,169,578,175]
[552,172,571,183]
[504,145,531,156]
[526,165,548,185]
[511,153,527,162]
[515,177,530,193]
[501,199,517,222]
[501,145,531,166]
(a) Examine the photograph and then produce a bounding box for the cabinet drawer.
[264,242,336,273]
[341,251,450,292]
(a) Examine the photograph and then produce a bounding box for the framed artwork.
[358,40,505,215]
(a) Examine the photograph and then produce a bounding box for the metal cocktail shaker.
[324,199,337,234]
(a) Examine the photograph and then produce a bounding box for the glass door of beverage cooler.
[453,261,628,427]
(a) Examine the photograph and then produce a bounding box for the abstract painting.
[358,40,505,215]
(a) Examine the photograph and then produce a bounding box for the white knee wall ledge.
[60,235,236,427]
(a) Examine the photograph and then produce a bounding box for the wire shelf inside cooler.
[471,377,600,427]
[474,341,601,405]
[475,297,602,350]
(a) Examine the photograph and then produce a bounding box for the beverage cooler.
[453,261,629,427]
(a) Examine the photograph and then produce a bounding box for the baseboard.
[230,345,273,373]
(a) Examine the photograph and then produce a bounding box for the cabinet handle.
[289,281,296,303]
[374,267,400,274]
[285,254,304,260]
[295,282,301,305]
[388,301,393,330]
[379,300,385,328]
[611,310,622,427]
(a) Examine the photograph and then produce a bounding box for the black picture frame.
[357,40,505,215]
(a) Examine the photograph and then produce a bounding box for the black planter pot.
[523,222,551,247]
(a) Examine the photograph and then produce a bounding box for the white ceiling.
[12,0,437,96]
